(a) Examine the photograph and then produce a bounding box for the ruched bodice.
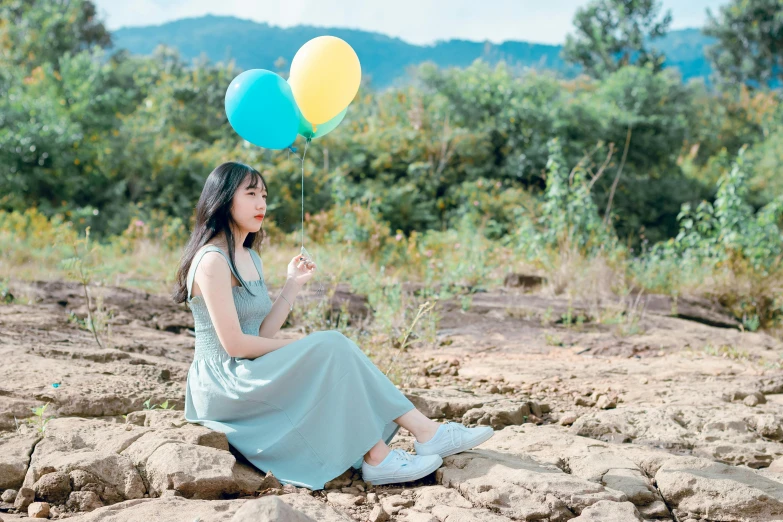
[186,245,273,361]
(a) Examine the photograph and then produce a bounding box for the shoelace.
[441,422,462,449]
[391,449,413,467]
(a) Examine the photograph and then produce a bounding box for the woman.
[172,161,494,489]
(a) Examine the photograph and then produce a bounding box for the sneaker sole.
[363,456,443,486]
[419,427,496,459]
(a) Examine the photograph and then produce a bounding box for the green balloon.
[298,106,348,140]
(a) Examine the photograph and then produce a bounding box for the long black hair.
[172,161,268,304]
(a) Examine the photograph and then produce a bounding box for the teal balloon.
[298,107,347,140]
[225,69,299,149]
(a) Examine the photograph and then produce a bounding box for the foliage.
[3,0,783,341]
[143,399,176,410]
[639,147,783,328]
[563,0,672,77]
[508,138,620,264]
[704,0,783,89]
[0,0,111,70]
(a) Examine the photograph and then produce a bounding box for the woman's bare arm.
[258,278,301,338]
[194,252,296,359]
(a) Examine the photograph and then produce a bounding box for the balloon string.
[286,138,325,300]
[301,138,310,249]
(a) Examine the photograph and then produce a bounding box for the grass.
[15,402,54,435]
[143,398,177,410]
[3,207,783,390]
[703,342,752,362]
[544,333,564,347]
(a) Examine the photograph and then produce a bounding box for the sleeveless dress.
[183,245,415,490]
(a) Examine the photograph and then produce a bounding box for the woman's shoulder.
[194,242,230,258]
[200,241,227,251]
[192,244,231,275]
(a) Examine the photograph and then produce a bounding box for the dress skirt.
[184,330,416,490]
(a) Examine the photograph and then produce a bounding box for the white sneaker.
[361,448,443,486]
[413,422,495,458]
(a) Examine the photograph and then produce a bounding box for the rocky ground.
[1,278,783,521]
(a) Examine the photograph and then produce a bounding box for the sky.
[94,0,726,46]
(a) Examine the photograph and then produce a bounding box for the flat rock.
[570,405,783,468]
[62,497,243,521]
[413,485,472,510]
[476,424,677,515]
[436,450,626,520]
[403,388,493,420]
[66,493,352,522]
[265,493,353,522]
[0,432,40,489]
[462,400,546,429]
[145,441,239,499]
[570,500,643,521]
[230,495,316,521]
[12,413,266,510]
[655,456,783,521]
[570,406,695,449]
[430,505,514,521]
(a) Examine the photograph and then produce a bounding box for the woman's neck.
[212,230,248,252]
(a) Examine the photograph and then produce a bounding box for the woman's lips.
[254,215,264,220]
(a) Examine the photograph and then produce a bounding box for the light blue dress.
[183,245,415,490]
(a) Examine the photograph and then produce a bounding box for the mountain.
[111,15,715,87]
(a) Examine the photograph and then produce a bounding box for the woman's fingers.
[292,256,316,274]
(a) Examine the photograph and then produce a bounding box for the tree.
[704,0,783,89]
[563,0,672,78]
[0,0,111,70]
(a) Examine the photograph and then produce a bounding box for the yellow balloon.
[288,36,361,125]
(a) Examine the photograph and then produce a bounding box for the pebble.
[327,491,364,507]
[596,395,617,409]
[575,396,595,407]
[14,487,34,511]
[1,489,17,503]
[66,491,104,512]
[558,412,578,426]
[324,471,352,490]
[368,504,390,522]
[28,501,50,518]
[259,471,282,490]
[381,494,415,515]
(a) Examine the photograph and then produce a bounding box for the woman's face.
[231,174,267,233]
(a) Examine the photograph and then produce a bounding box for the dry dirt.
[1,278,782,521]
